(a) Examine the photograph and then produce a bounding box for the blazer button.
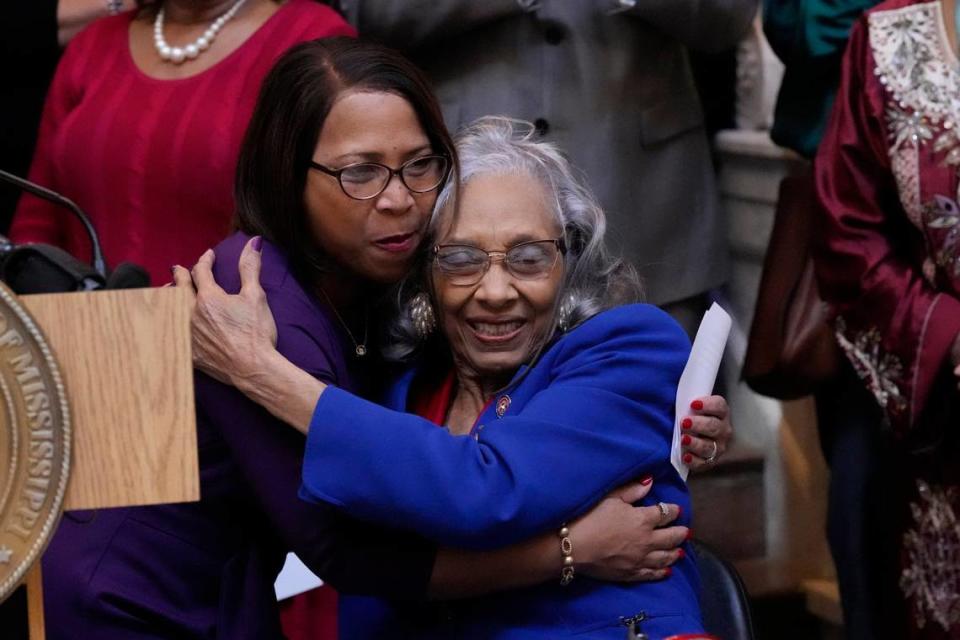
[534,118,550,136]
[544,24,566,45]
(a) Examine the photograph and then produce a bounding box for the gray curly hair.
[383,116,643,362]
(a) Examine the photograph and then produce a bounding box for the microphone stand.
[0,168,107,278]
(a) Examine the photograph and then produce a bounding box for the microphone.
[0,242,106,294]
[0,247,151,294]
[0,168,107,278]
[0,170,150,293]
[105,262,151,289]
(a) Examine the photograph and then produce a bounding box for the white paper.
[671,302,731,481]
[274,552,323,601]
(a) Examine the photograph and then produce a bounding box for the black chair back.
[691,540,755,640]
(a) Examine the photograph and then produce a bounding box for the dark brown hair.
[234,36,457,284]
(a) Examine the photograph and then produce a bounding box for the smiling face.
[432,171,565,382]
[304,90,440,284]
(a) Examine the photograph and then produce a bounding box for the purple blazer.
[41,232,436,639]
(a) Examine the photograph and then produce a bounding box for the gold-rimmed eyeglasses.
[433,238,566,286]
[309,154,450,200]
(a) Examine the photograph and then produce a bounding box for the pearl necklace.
[153,0,248,64]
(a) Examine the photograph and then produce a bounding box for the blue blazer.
[302,303,703,639]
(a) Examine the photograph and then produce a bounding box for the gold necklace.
[317,287,369,358]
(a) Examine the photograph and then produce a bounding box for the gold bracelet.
[559,525,574,586]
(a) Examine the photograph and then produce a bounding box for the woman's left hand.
[570,479,688,582]
[172,236,278,388]
[681,395,731,472]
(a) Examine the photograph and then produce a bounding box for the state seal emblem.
[0,282,70,602]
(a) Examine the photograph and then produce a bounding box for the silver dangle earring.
[409,292,437,339]
[557,293,576,333]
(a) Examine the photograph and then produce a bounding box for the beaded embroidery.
[901,480,960,630]
[923,195,960,279]
[891,140,925,227]
[871,2,960,287]
[871,3,960,166]
[834,317,907,419]
[870,3,960,133]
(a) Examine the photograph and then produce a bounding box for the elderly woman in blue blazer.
[188,117,702,639]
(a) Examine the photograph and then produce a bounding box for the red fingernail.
[664,567,673,577]
[686,528,694,540]
[690,400,703,411]
[252,236,263,252]
[683,453,693,464]
[640,475,653,485]
[681,418,693,429]
[677,548,685,559]
[681,434,691,446]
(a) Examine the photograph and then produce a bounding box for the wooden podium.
[17,287,199,639]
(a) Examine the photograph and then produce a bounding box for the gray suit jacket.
[339,0,756,304]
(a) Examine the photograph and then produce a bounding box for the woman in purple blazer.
[43,38,729,640]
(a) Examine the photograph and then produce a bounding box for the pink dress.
[815,1,960,636]
[10,0,355,285]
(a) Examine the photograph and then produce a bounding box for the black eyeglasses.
[433,238,566,286]
[309,154,450,200]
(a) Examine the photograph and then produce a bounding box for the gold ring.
[657,501,669,522]
[705,439,719,463]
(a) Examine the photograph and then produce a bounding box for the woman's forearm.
[429,533,559,599]
[233,350,572,599]
[233,350,325,434]
[57,0,134,45]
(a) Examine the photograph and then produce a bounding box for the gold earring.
[409,292,436,339]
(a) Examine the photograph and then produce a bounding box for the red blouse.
[10,1,355,285]
[409,368,458,426]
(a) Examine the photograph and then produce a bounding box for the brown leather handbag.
[742,170,843,399]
